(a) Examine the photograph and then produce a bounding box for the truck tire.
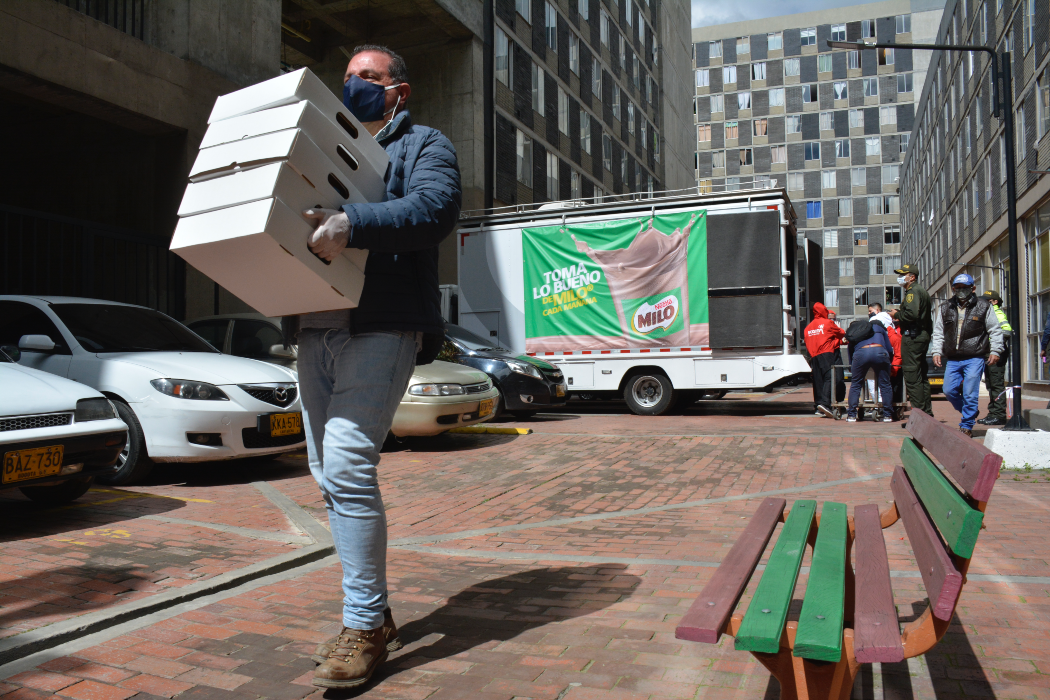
[623,373,675,416]
[20,477,93,505]
[99,401,154,486]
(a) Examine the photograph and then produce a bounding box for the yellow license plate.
[3,445,64,484]
[478,398,495,417]
[269,412,302,437]
[556,385,565,397]
[929,378,943,385]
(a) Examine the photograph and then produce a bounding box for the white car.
[0,347,128,504]
[392,360,500,437]
[0,296,306,485]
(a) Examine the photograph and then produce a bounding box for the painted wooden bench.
[675,410,1002,700]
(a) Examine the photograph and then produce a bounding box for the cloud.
[692,0,862,28]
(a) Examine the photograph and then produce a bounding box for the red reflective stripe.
[601,350,611,354]
[582,350,591,354]
[660,348,670,352]
[640,349,650,353]
[620,350,631,354]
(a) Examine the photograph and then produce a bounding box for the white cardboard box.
[179,162,319,218]
[171,198,368,317]
[200,100,388,184]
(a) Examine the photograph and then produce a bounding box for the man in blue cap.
[930,273,1004,436]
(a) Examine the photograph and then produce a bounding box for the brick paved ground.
[1,391,1049,699]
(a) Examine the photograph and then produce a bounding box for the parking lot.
[0,390,1047,700]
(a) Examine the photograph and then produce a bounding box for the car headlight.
[150,378,230,400]
[75,398,116,422]
[408,383,466,396]
[507,359,544,379]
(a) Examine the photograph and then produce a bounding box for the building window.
[516,0,531,21]
[738,92,752,109]
[839,258,853,276]
[824,230,838,248]
[709,40,721,58]
[835,139,850,158]
[570,32,580,74]
[725,121,739,139]
[626,1,632,26]
[600,9,610,46]
[723,65,737,84]
[602,133,612,170]
[788,172,804,190]
[698,123,711,142]
[884,195,900,214]
[818,54,833,73]
[787,115,802,133]
[833,82,848,100]
[1039,69,1050,139]
[839,198,853,217]
[545,2,558,51]
[769,88,785,106]
[1025,0,1035,51]
[831,24,846,42]
[516,130,532,186]
[594,59,603,97]
[571,169,581,199]
[870,256,883,275]
[495,28,511,87]
[641,121,647,150]
[965,119,971,153]
[646,74,653,104]
[581,111,591,153]
[865,136,881,156]
[985,158,993,200]
[753,118,768,136]
[726,176,741,191]
[900,133,909,153]
[612,84,621,119]
[878,48,894,66]
[1000,133,1007,183]
[867,195,884,214]
[712,150,726,168]
[801,27,816,46]
[803,84,818,103]
[849,109,864,129]
[895,14,911,33]
[739,148,753,166]
[768,32,782,51]
[886,286,902,305]
[752,62,767,81]
[819,112,833,131]
[852,167,866,187]
[785,58,800,77]
[620,151,627,181]
[710,94,723,113]
[855,227,868,246]
[1018,101,1027,160]
[627,102,635,134]
[861,19,876,38]
[805,142,820,160]
[577,0,588,20]
[737,37,750,54]
[882,164,899,185]
[897,73,913,93]
[884,226,901,244]
[807,201,822,219]
[822,170,836,189]
[558,87,569,134]
[771,144,787,163]
[847,50,860,70]
[825,288,839,307]
[532,62,544,115]
[880,106,897,126]
[863,78,878,97]
[546,152,559,200]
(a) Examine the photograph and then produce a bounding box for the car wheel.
[20,477,93,505]
[623,373,675,416]
[99,401,154,486]
[492,393,506,421]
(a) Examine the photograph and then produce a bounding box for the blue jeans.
[943,356,986,430]
[297,329,417,630]
[848,345,893,418]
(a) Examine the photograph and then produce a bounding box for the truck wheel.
[20,477,93,505]
[623,373,675,416]
[99,401,154,486]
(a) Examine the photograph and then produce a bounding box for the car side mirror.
[19,335,56,352]
[268,344,297,360]
[0,345,20,362]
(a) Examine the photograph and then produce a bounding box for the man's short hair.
[868,302,882,312]
[349,44,409,84]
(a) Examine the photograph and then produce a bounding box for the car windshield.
[50,304,218,354]
[446,323,505,352]
[0,347,13,363]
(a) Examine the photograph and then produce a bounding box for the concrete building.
[691,0,945,329]
[900,0,1050,399]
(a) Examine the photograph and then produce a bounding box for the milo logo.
[631,294,680,335]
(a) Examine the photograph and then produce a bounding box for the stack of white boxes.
[170,68,390,317]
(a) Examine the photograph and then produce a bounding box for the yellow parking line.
[447,426,533,435]
[89,488,214,504]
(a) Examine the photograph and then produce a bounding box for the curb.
[447,426,533,435]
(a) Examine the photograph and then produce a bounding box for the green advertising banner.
[522,210,709,353]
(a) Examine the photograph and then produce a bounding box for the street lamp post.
[828,39,1031,430]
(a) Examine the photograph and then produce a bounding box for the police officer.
[976,289,1013,426]
[894,263,933,416]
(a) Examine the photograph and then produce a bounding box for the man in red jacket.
[805,303,845,418]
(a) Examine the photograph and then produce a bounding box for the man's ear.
[398,82,412,103]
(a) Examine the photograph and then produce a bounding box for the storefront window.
[1026,204,1050,381]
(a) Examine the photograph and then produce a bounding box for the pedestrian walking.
[804,303,845,418]
[931,274,1004,437]
[845,315,895,422]
[281,45,462,689]
[894,263,934,416]
[976,290,1012,426]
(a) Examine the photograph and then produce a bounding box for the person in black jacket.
[285,46,462,690]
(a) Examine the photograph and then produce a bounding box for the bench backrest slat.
[899,438,984,559]
[853,504,904,663]
[793,502,847,662]
[675,497,786,643]
[906,409,1002,501]
[736,500,817,654]
[890,465,964,620]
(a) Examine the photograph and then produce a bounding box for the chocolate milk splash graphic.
[572,213,699,348]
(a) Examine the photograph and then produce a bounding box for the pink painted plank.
[890,466,963,621]
[676,497,786,643]
[853,504,904,663]
[906,409,1002,501]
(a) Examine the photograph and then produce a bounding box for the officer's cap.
[982,289,1003,302]
[894,263,918,275]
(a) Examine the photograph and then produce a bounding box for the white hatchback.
[0,296,305,485]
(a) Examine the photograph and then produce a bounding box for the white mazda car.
[0,296,305,485]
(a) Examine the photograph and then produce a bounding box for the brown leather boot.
[311,608,402,664]
[312,625,388,689]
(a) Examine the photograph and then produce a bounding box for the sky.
[692,0,862,28]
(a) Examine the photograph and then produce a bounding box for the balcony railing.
[54,0,147,41]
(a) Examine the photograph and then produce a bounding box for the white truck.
[454,187,820,415]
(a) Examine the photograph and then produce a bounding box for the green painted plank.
[735,500,817,654]
[793,502,847,662]
[899,438,983,558]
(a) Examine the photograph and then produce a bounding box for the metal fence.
[0,205,184,319]
[54,0,147,41]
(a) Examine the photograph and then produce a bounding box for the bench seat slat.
[735,500,817,654]
[890,466,964,621]
[794,502,847,662]
[900,438,983,558]
[853,504,904,663]
[906,410,1001,501]
[675,497,786,643]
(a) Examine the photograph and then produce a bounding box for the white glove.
[303,208,350,262]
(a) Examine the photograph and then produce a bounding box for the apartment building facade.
[899,0,1050,395]
[691,0,945,329]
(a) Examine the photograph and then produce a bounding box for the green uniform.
[897,282,933,416]
[984,305,1012,420]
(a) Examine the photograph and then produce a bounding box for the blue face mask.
[342,75,402,123]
